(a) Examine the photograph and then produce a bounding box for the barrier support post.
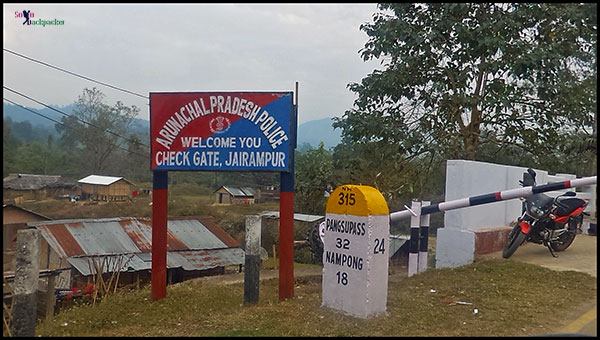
[418,201,430,273]
[11,229,41,337]
[408,200,421,277]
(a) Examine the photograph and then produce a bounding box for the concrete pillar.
[436,228,474,268]
[322,185,389,318]
[581,184,596,216]
[11,229,41,337]
[45,275,56,320]
[244,215,261,305]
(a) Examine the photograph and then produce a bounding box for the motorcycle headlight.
[528,206,544,219]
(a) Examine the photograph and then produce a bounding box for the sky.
[3,3,382,125]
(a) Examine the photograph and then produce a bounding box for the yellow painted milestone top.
[326,185,389,216]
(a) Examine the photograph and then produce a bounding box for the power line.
[3,97,150,160]
[3,97,63,126]
[4,85,150,149]
[3,48,149,102]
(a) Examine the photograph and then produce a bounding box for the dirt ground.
[477,233,597,278]
[182,264,323,287]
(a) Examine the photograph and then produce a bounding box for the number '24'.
[374,238,385,254]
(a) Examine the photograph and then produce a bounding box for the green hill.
[297,117,342,150]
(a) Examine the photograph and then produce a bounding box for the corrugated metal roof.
[168,248,245,272]
[78,175,134,186]
[261,211,324,223]
[67,254,140,276]
[220,186,254,197]
[30,217,243,275]
[166,219,225,249]
[67,248,245,276]
[240,187,256,196]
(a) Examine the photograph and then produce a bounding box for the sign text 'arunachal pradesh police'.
[150,92,294,171]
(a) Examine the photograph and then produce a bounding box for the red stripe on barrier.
[564,180,571,188]
[494,192,502,201]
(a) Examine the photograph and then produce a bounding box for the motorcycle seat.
[555,197,586,216]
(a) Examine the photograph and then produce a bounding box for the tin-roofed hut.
[214,186,257,205]
[78,175,134,202]
[29,216,244,290]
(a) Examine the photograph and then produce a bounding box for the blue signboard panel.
[150,92,294,172]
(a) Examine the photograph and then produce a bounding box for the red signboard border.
[150,89,297,302]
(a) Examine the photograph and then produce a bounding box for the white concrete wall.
[444,160,595,232]
[436,159,596,269]
[444,160,525,231]
[435,228,475,268]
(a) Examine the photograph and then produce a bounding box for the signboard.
[150,92,294,171]
[322,185,390,318]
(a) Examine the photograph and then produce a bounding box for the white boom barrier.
[390,175,597,276]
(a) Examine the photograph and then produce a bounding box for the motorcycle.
[307,221,325,264]
[502,168,589,259]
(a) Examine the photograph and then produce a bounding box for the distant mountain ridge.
[3,102,149,136]
[4,102,342,149]
[3,102,74,129]
[297,117,342,150]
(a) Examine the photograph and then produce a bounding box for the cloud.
[3,3,379,124]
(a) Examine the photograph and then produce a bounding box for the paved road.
[508,233,597,278]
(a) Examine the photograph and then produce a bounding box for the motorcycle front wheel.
[502,226,527,259]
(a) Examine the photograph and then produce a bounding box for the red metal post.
[151,171,168,300]
[279,85,297,300]
[279,190,294,300]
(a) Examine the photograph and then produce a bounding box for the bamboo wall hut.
[214,186,257,205]
[3,173,80,203]
[78,175,134,201]
[3,204,52,273]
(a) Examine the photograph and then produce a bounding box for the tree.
[56,88,140,174]
[14,142,45,174]
[3,118,21,177]
[112,132,151,181]
[331,140,444,208]
[335,3,596,169]
[295,142,334,214]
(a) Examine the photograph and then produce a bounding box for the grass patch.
[35,259,596,337]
